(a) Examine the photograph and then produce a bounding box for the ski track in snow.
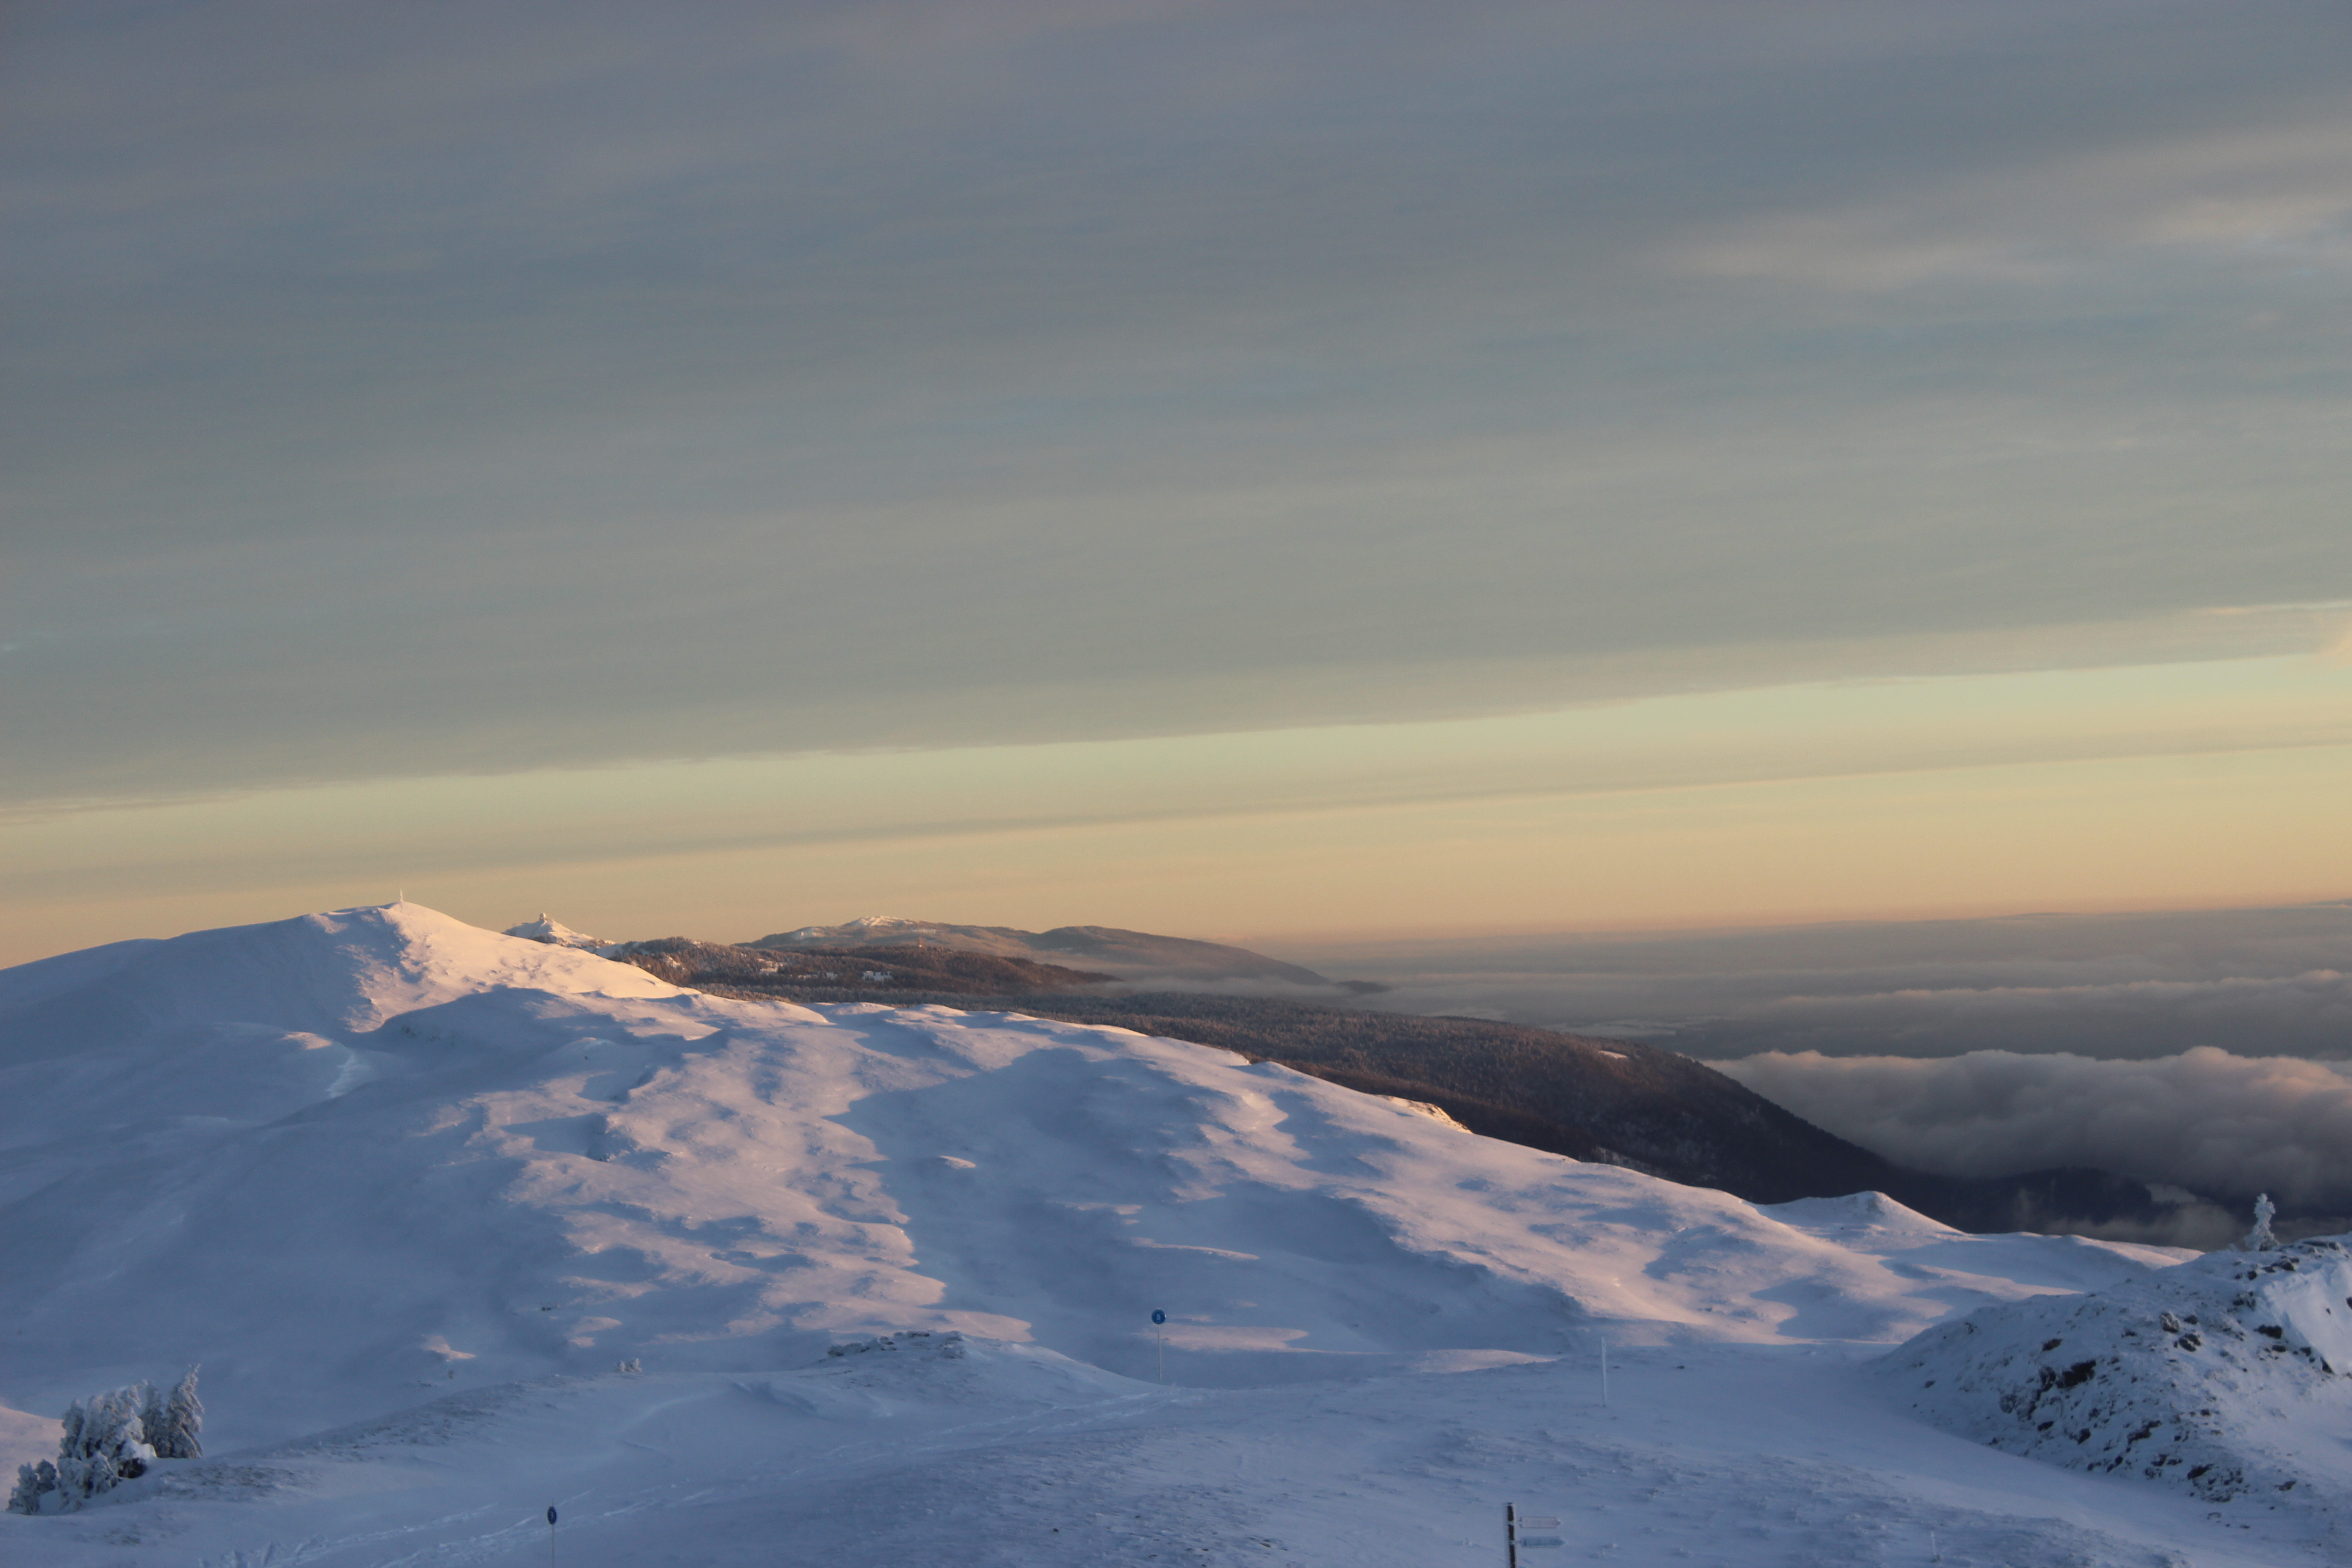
[0,903,2341,1566]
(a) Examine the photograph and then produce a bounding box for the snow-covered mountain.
[0,904,2339,1565]
[571,924,2193,1237]
[499,914,611,951]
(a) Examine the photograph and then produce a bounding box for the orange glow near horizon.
[5,654,2347,965]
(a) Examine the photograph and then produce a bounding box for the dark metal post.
[1505,1502,1518,1568]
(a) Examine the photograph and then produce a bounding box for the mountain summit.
[500,912,612,951]
[0,903,2178,1450]
[12,905,2329,1565]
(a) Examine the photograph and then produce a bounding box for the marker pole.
[1504,1506,1561,1559]
[1600,1338,1609,1408]
[1151,1308,1167,1382]
[547,1504,558,1568]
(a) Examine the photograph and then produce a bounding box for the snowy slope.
[8,903,2329,1566]
[12,1333,2329,1568]
[0,904,2185,1446]
[1878,1236,2352,1514]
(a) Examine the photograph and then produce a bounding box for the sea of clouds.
[1290,902,2352,1232]
[1718,1047,2352,1220]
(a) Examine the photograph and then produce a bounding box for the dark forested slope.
[598,940,2185,1237]
[607,937,1112,996]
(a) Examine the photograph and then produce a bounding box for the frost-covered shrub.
[49,1387,155,1509]
[7,1460,57,1515]
[152,1367,203,1460]
[138,1384,166,1454]
[8,1367,200,1516]
[2243,1193,2278,1252]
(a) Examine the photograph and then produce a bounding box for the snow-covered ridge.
[0,902,2193,1457]
[1876,1236,2352,1509]
[11,902,2324,1566]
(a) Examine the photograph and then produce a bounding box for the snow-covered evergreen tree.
[158,1367,203,1459]
[2244,1192,2278,1252]
[137,1381,165,1452]
[9,1370,199,1515]
[8,1460,58,1514]
[49,1387,154,1509]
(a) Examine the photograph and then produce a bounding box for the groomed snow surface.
[0,904,2341,1565]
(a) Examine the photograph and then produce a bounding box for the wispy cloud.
[9,0,2352,808]
[6,2,2352,953]
[1681,119,2352,291]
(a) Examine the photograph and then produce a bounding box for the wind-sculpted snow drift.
[1,903,2334,1566]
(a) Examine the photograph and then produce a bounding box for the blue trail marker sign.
[1152,1310,1166,1381]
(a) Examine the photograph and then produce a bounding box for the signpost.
[1151,1309,1166,1382]
[1504,1504,1563,1564]
[546,1505,558,1568]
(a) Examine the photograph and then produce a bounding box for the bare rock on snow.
[1877,1235,2352,1508]
[825,1330,967,1361]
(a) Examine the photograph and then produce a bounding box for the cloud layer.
[1300,902,2352,1060]
[1294,903,2352,1241]
[8,3,2350,963]
[7,0,2352,809]
[1718,1046,2352,1218]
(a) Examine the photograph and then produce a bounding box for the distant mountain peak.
[503,913,611,951]
[748,917,1337,988]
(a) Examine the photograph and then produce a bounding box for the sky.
[5,0,2352,970]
